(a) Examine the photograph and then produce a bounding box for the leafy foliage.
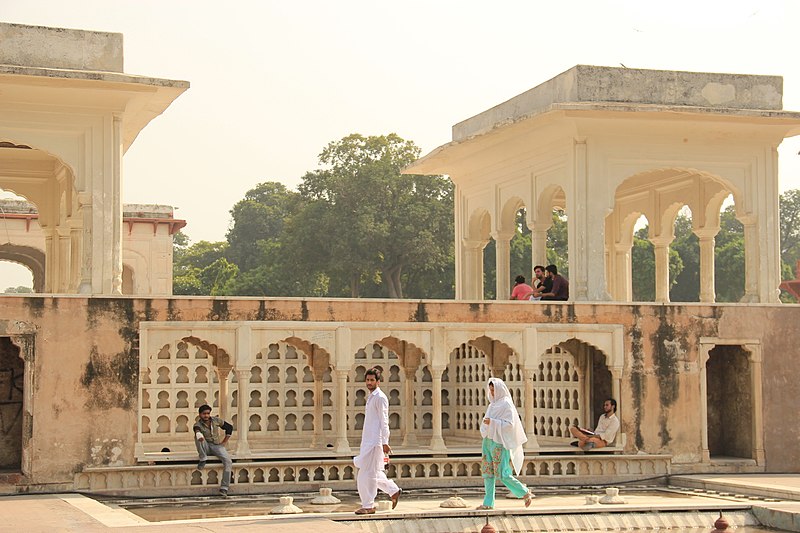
[173,134,454,298]
[631,226,683,301]
[3,285,33,293]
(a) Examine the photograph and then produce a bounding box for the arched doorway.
[0,146,80,293]
[0,337,23,471]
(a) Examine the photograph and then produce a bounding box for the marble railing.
[75,454,671,497]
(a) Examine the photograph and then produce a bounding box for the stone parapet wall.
[75,453,670,496]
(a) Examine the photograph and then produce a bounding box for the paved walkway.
[1,474,799,532]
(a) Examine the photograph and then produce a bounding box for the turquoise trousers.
[480,437,529,507]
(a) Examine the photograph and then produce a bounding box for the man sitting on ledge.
[539,264,569,301]
[569,398,619,450]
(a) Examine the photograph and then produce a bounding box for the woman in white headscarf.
[477,377,534,510]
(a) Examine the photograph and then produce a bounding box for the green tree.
[631,226,683,301]
[221,181,321,296]
[777,189,800,302]
[714,206,745,302]
[669,214,699,302]
[291,133,453,298]
[226,182,300,272]
[546,210,569,278]
[172,239,234,295]
[3,285,33,293]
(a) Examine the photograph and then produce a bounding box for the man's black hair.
[606,398,617,412]
[365,367,382,381]
[514,275,526,284]
[198,404,212,414]
[534,265,545,273]
[546,264,558,275]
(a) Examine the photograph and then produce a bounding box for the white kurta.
[353,387,399,508]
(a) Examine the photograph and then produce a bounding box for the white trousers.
[357,465,400,509]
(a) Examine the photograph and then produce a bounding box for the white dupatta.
[480,377,528,475]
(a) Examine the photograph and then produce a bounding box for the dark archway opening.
[0,337,23,471]
[707,345,753,459]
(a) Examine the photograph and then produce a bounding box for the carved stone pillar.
[312,368,325,448]
[492,232,513,300]
[698,343,712,462]
[42,227,56,293]
[463,239,488,300]
[9,333,35,477]
[523,369,539,450]
[334,370,350,454]
[746,343,765,465]
[530,228,549,270]
[614,243,632,301]
[741,219,759,303]
[651,236,673,302]
[430,368,446,452]
[56,226,72,293]
[110,113,123,295]
[216,367,231,421]
[695,229,718,303]
[402,366,419,446]
[77,192,93,294]
[234,369,251,456]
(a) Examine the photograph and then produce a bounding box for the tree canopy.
[173,133,454,299]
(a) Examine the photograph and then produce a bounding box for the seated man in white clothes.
[569,398,620,450]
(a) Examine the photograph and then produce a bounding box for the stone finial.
[440,495,468,508]
[310,488,341,505]
[481,516,497,533]
[269,496,303,514]
[599,487,626,504]
[711,511,730,532]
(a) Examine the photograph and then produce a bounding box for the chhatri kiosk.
[406,65,800,304]
[0,22,187,295]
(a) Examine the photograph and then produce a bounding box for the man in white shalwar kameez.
[353,367,402,514]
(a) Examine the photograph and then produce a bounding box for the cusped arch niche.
[0,245,44,292]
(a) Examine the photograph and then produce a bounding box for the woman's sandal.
[523,491,534,508]
[475,504,493,510]
[354,507,376,515]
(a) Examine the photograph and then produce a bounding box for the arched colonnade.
[136,322,624,460]
[458,162,769,303]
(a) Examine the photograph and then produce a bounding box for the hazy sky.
[2,0,800,288]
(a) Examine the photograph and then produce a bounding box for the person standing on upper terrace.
[477,377,534,510]
[193,404,234,497]
[353,367,402,515]
[539,264,569,301]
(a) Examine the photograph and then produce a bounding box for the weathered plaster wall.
[0,296,797,487]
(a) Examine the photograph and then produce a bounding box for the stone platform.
[7,478,800,532]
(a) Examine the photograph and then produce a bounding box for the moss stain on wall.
[208,299,230,321]
[629,305,645,449]
[81,299,149,410]
[412,302,429,322]
[651,307,685,448]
